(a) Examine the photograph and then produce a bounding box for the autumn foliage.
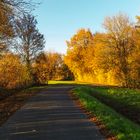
[33,52,74,85]
[0,53,32,89]
[0,0,45,89]
[65,14,140,88]
[0,2,140,90]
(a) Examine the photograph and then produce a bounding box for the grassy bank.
[90,86,140,108]
[86,86,140,124]
[73,86,140,140]
[0,86,47,126]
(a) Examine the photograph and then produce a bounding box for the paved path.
[0,85,104,140]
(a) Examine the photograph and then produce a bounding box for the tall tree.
[14,14,45,70]
[103,13,134,86]
[0,0,35,14]
[65,14,139,87]
[65,29,94,80]
[129,16,140,88]
[0,1,14,52]
[0,0,35,53]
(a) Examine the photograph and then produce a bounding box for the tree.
[43,52,64,80]
[64,14,139,87]
[0,1,14,53]
[33,52,73,85]
[0,0,36,53]
[128,16,140,88]
[0,53,32,89]
[103,13,134,87]
[32,53,48,85]
[60,64,74,80]
[0,0,35,15]
[65,29,94,81]
[14,14,45,71]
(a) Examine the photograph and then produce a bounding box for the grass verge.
[73,86,140,140]
[0,86,47,126]
[90,86,140,108]
[87,86,140,124]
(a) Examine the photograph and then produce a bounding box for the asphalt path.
[0,85,104,140]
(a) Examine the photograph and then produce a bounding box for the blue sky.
[34,0,140,54]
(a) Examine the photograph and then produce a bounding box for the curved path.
[0,85,104,140]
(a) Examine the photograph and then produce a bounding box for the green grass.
[48,80,92,85]
[48,80,76,85]
[73,86,140,140]
[89,86,140,109]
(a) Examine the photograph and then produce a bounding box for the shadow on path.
[0,85,104,140]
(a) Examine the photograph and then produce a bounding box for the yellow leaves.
[65,29,94,78]
[67,29,93,51]
[0,3,14,39]
[65,14,140,88]
[33,52,67,84]
[0,53,32,89]
[136,16,140,24]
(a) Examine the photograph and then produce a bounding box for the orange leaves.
[65,14,140,87]
[33,52,71,84]
[65,29,94,78]
[67,29,93,51]
[0,53,32,89]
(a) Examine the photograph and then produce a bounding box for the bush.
[0,53,32,89]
